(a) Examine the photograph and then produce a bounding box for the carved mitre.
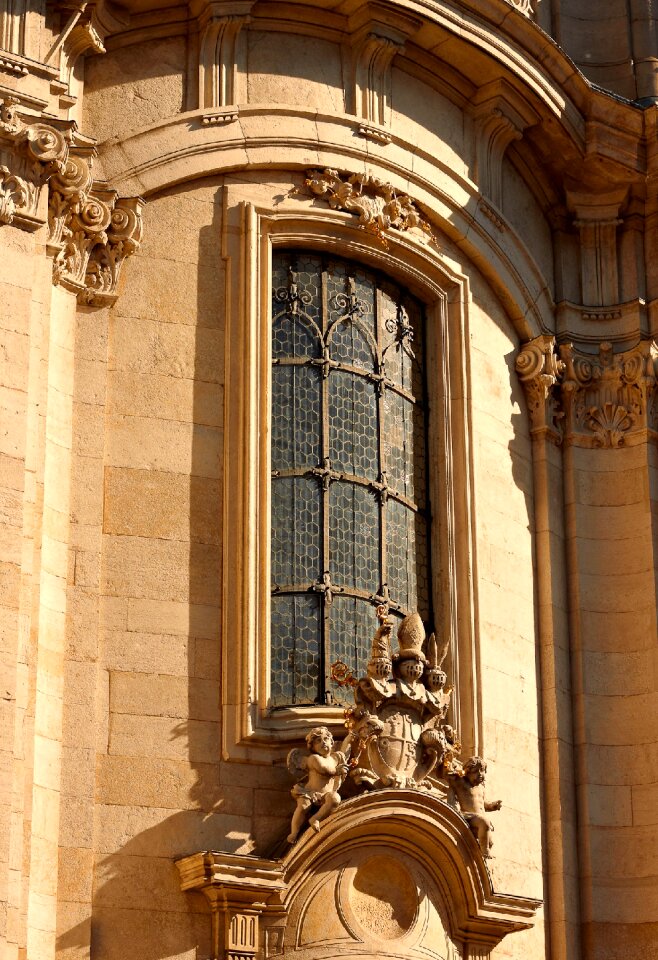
[396,612,426,662]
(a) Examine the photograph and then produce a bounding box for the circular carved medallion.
[349,854,418,940]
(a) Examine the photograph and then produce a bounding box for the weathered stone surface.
[2,4,658,960]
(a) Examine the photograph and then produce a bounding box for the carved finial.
[396,612,426,662]
[424,632,449,693]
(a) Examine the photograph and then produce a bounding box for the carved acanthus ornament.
[304,168,435,245]
[0,97,70,229]
[559,340,658,448]
[48,153,144,305]
[517,335,658,447]
[0,98,144,303]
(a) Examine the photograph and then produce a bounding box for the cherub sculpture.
[286,726,349,843]
[448,756,502,858]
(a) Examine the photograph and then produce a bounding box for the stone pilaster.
[345,3,421,144]
[566,189,628,307]
[472,81,538,212]
[193,0,255,124]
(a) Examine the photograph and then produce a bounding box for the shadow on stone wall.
[54,182,290,960]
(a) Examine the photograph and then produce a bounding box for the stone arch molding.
[96,119,550,339]
[177,790,540,960]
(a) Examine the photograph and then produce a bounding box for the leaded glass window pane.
[270,252,431,707]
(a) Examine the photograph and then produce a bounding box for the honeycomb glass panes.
[386,497,429,619]
[329,483,379,593]
[329,595,373,706]
[271,364,321,472]
[271,478,321,587]
[328,371,379,478]
[270,252,430,708]
[271,594,321,705]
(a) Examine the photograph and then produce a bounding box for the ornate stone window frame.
[220,181,480,762]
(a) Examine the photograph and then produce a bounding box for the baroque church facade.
[1,1,658,959]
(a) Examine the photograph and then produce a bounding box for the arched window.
[270,252,431,707]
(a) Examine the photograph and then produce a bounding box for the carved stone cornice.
[177,793,540,960]
[303,168,435,245]
[517,335,658,447]
[48,153,144,305]
[0,97,71,230]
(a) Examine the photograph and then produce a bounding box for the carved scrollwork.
[515,334,563,437]
[0,97,71,230]
[304,168,435,245]
[0,96,143,299]
[506,0,533,15]
[559,340,658,447]
[83,197,145,306]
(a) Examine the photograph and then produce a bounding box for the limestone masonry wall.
[2,3,658,960]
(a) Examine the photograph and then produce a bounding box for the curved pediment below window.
[176,790,540,960]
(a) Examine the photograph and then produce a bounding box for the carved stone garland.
[1,97,144,306]
[304,168,436,246]
[516,335,658,447]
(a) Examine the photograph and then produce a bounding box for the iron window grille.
[270,251,432,707]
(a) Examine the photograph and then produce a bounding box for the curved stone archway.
[177,789,540,960]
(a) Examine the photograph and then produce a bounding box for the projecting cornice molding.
[516,335,658,447]
[0,97,144,305]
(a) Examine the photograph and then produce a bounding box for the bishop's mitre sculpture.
[287,605,502,857]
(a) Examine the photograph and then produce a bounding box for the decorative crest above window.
[304,168,435,245]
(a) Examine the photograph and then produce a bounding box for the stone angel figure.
[448,756,502,858]
[286,726,350,843]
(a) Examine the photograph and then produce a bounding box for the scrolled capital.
[515,334,562,435]
[557,339,658,448]
[0,99,72,230]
